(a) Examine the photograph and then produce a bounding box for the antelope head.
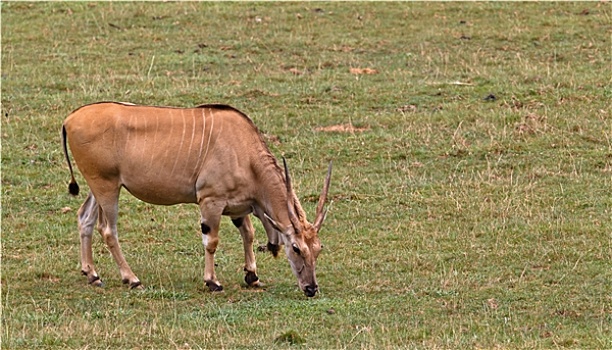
[266,159,332,297]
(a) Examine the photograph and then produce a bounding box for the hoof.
[91,279,104,288]
[130,281,144,290]
[245,271,260,286]
[249,281,265,288]
[206,281,224,292]
[87,274,103,287]
[122,278,143,290]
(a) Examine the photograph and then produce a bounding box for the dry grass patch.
[315,124,370,133]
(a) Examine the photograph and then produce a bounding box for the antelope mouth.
[304,284,318,297]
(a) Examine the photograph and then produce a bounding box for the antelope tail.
[62,125,80,196]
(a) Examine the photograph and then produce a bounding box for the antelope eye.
[292,244,301,255]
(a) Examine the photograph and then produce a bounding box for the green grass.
[2,2,611,349]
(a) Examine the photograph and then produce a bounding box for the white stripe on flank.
[148,113,160,170]
[165,109,174,167]
[202,108,214,164]
[170,110,187,176]
[197,108,206,171]
[126,114,132,153]
[185,109,197,173]
[141,115,148,169]
[113,115,120,153]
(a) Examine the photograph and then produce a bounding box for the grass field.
[1,2,611,349]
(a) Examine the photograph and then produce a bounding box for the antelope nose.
[304,284,318,297]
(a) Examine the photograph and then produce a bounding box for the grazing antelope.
[62,102,331,297]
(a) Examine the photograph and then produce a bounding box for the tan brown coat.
[62,102,331,297]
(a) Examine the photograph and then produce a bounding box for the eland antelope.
[62,102,332,297]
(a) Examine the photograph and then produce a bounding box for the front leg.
[201,221,223,291]
[199,199,223,292]
[232,215,264,288]
[253,206,282,258]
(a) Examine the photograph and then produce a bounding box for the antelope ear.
[264,213,284,233]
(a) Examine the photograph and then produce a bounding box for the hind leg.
[232,215,264,288]
[95,197,142,289]
[78,192,103,286]
[87,180,142,289]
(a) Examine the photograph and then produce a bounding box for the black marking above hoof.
[83,272,103,286]
[201,223,211,234]
[245,271,259,286]
[130,281,143,290]
[206,281,224,292]
[231,217,244,228]
[87,275,103,287]
[267,242,280,257]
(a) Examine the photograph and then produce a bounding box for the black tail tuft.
[63,124,80,196]
[69,181,79,196]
